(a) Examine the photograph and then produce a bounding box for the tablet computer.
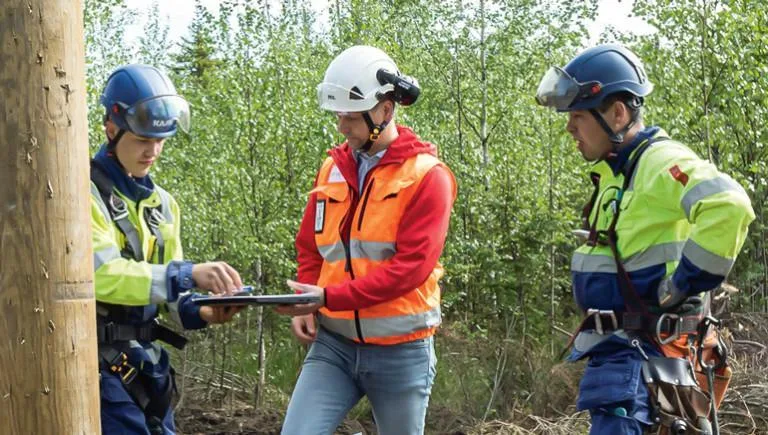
[192,293,321,306]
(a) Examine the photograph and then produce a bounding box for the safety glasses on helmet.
[535,66,602,111]
[316,82,385,112]
[116,95,190,137]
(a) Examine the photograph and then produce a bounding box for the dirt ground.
[174,394,470,435]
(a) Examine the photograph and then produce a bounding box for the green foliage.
[85,0,768,421]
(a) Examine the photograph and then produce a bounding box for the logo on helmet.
[152,119,175,128]
[327,95,336,100]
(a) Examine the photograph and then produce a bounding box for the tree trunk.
[0,1,100,433]
[253,258,266,408]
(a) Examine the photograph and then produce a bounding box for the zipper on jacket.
[341,188,357,276]
[338,186,366,343]
[357,179,375,231]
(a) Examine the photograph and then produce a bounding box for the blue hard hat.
[100,64,190,138]
[536,44,653,111]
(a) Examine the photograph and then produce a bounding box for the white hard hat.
[317,45,400,113]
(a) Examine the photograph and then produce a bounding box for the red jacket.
[295,125,455,311]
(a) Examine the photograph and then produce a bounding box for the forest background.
[84,0,768,433]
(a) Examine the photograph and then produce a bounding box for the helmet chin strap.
[105,126,127,170]
[361,111,390,153]
[588,108,640,158]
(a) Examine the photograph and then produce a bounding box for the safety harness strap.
[90,160,144,262]
[143,207,165,264]
[98,346,175,426]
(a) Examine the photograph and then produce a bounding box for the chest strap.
[91,160,165,263]
[143,206,165,264]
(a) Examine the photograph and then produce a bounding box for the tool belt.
[577,309,702,343]
[97,319,188,350]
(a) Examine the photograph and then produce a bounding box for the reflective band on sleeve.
[681,176,744,218]
[93,245,121,270]
[149,264,168,303]
[682,239,735,276]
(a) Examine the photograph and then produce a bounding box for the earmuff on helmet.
[376,69,421,106]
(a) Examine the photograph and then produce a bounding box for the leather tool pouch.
[642,357,713,434]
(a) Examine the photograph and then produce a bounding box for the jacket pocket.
[310,182,349,203]
[311,183,350,236]
[355,177,415,236]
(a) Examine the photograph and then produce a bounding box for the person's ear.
[104,120,118,141]
[382,99,395,120]
[610,101,629,130]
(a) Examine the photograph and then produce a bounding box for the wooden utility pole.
[0,1,100,433]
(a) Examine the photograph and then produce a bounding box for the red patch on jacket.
[669,165,689,186]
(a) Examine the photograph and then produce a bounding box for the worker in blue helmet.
[536,43,653,148]
[536,45,753,434]
[91,64,245,434]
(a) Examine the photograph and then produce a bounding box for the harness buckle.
[108,195,129,221]
[107,351,137,384]
[587,309,618,335]
[145,207,165,229]
[656,312,681,345]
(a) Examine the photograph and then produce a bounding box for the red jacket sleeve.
[325,165,455,311]
[295,188,323,286]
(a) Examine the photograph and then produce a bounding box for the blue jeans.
[281,327,437,435]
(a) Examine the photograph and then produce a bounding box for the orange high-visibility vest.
[311,153,452,345]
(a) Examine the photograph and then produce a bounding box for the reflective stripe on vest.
[318,240,396,262]
[318,305,442,339]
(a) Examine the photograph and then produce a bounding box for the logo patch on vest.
[328,165,345,183]
[315,200,326,233]
[669,165,689,186]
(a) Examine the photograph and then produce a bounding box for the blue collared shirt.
[356,149,386,189]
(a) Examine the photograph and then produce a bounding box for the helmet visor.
[535,66,600,111]
[123,95,190,137]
